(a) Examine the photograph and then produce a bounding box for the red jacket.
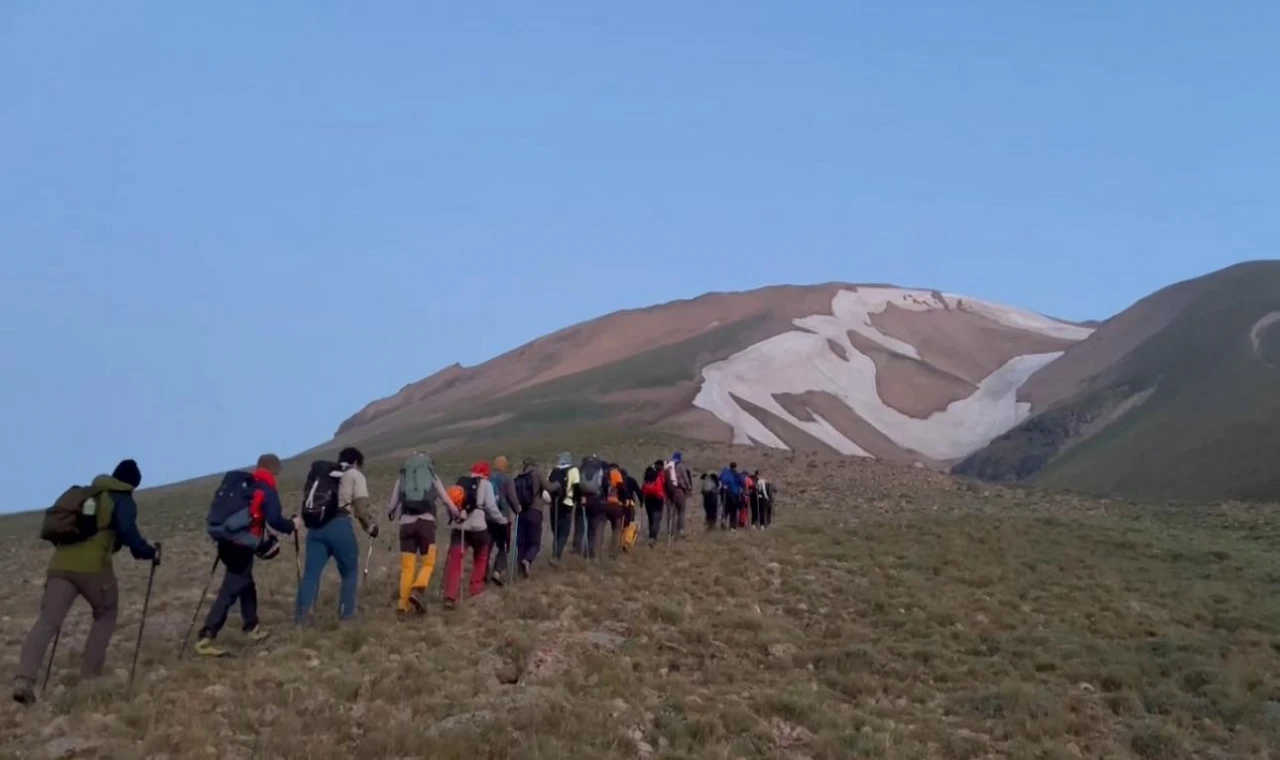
[248,468,293,538]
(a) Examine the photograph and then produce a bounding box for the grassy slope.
[956,261,1280,502]
[2,434,1279,759]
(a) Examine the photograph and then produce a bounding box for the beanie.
[112,459,142,489]
[472,461,491,478]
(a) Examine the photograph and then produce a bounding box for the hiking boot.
[12,677,35,707]
[194,638,228,658]
[244,626,270,643]
[408,589,427,615]
[492,571,505,587]
[519,559,531,578]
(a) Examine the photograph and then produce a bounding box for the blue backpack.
[206,470,260,548]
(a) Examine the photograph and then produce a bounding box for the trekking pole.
[509,517,520,585]
[42,625,61,693]
[293,532,301,585]
[128,544,160,692]
[180,554,221,659]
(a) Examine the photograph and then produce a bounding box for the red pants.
[443,529,491,602]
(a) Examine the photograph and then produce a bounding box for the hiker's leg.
[673,491,688,537]
[584,502,603,559]
[750,494,760,527]
[606,505,623,558]
[201,547,245,639]
[76,571,119,678]
[411,521,437,595]
[15,574,79,683]
[489,521,510,581]
[239,559,259,632]
[553,504,572,559]
[329,517,360,619]
[443,530,465,602]
[397,522,417,612]
[645,498,663,541]
[519,509,543,564]
[467,531,491,597]
[295,525,333,622]
[570,505,585,555]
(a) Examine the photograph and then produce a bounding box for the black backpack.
[454,476,481,512]
[548,466,568,498]
[301,460,342,529]
[514,471,537,509]
[206,470,260,547]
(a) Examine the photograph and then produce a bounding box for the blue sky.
[2,2,1276,511]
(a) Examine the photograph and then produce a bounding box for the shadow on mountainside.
[1,442,1279,759]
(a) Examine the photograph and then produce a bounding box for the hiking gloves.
[152,542,163,568]
[368,524,380,539]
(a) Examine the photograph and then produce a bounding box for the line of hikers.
[12,449,776,704]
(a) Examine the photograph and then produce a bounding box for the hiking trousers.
[588,501,624,559]
[296,514,360,622]
[702,492,719,529]
[644,497,665,542]
[397,518,437,612]
[570,504,589,555]
[200,542,258,639]
[16,570,118,684]
[761,498,774,527]
[669,490,689,537]
[749,492,761,527]
[550,502,574,559]
[488,519,512,580]
[517,508,543,565]
[443,528,491,602]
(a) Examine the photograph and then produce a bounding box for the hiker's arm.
[501,476,521,514]
[261,486,294,534]
[111,493,157,560]
[386,476,403,521]
[343,471,376,533]
[432,476,453,512]
[480,481,505,523]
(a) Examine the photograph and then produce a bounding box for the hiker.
[744,471,759,528]
[756,471,775,528]
[577,455,608,558]
[513,457,550,577]
[641,459,667,547]
[700,471,721,530]
[488,456,522,584]
[588,462,627,559]
[196,454,299,656]
[720,462,745,529]
[295,447,379,623]
[442,462,506,605]
[621,468,641,551]
[547,452,579,562]
[664,452,693,540]
[14,459,160,705]
[386,451,453,616]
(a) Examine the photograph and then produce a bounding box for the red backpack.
[641,465,665,500]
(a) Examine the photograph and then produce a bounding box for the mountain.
[330,283,1093,466]
[953,260,1280,501]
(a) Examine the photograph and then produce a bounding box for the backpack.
[490,474,509,515]
[665,462,680,492]
[606,467,624,505]
[548,466,568,496]
[514,471,537,509]
[579,457,603,497]
[621,522,639,551]
[399,454,439,516]
[301,460,342,529]
[641,465,665,500]
[455,476,481,512]
[206,470,260,548]
[40,485,106,546]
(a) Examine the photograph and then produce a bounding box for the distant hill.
[327,283,1093,466]
[953,260,1280,501]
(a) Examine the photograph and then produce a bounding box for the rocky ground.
[1,437,1278,759]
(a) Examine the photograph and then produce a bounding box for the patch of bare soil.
[845,329,977,419]
[870,303,1076,386]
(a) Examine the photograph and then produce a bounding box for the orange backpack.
[606,467,625,505]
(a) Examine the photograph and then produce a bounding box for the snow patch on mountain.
[692,287,1093,460]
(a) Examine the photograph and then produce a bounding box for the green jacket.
[47,475,134,574]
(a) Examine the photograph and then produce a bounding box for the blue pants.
[295,515,360,622]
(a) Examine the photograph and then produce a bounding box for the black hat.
[112,459,142,489]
